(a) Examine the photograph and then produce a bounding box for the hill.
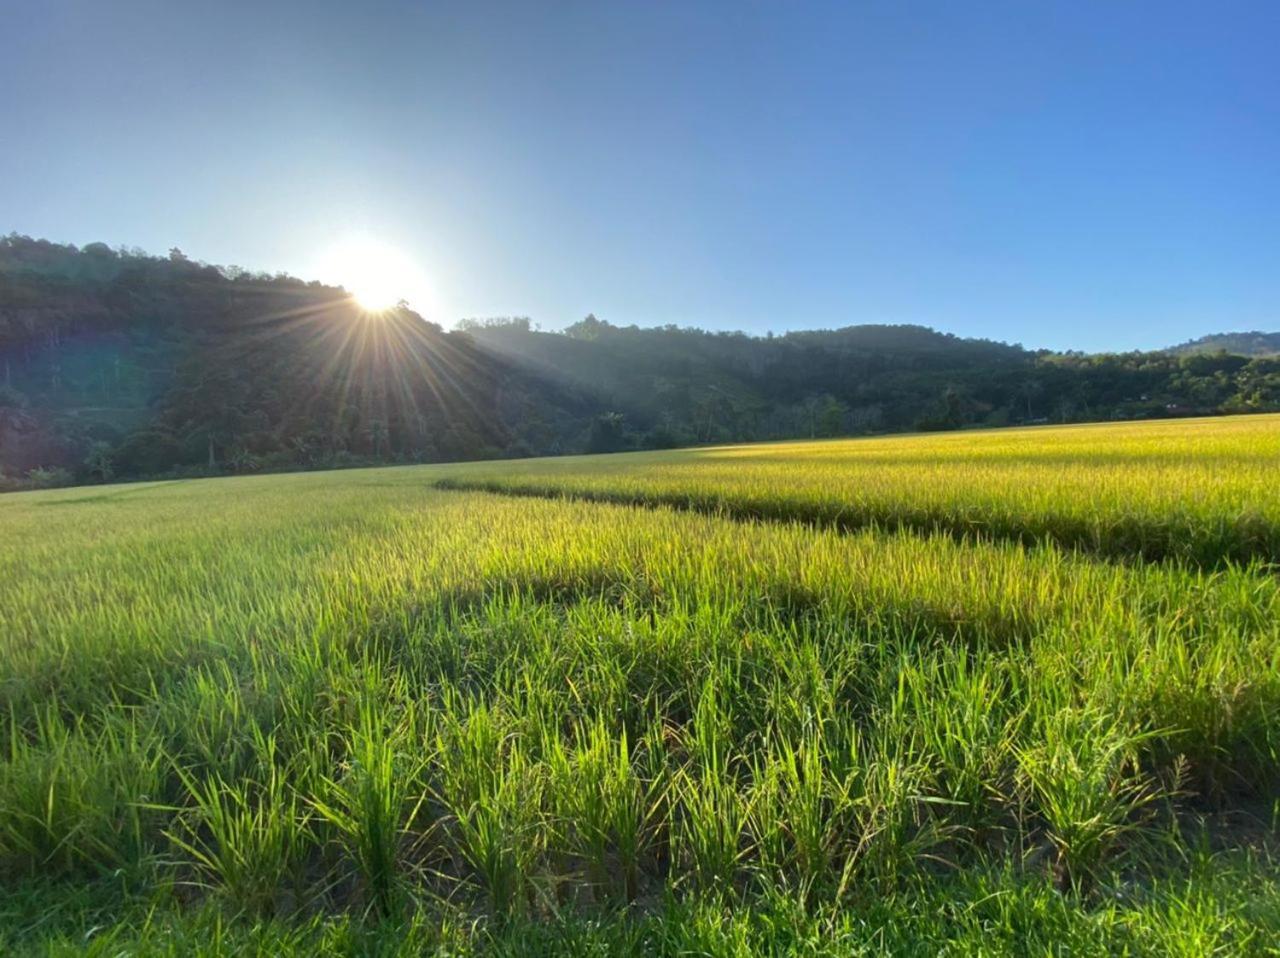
[0,235,594,485]
[4,234,1280,488]
[1167,331,1280,357]
[2,416,1278,951]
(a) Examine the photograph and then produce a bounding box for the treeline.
[2,234,1278,488]
[1169,330,1280,357]
[460,315,1280,450]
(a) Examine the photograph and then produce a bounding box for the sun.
[317,236,427,312]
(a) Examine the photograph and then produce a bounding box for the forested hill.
[1167,331,1280,357]
[3,234,1279,488]
[458,315,1280,448]
[0,235,594,486]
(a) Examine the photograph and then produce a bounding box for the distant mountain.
[3,234,1280,489]
[1167,331,1280,357]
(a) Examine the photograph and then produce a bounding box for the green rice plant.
[673,764,754,897]
[155,663,272,781]
[672,680,756,895]
[901,649,1025,845]
[1105,618,1280,798]
[436,701,546,919]
[0,704,166,880]
[310,697,426,918]
[1017,709,1169,892]
[166,733,309,915]
[750,730,846,902]
[545,716,664,901]
[832,727,947,895]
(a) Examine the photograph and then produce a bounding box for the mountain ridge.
[3,234,1279,488]
[1166,331,1280,357]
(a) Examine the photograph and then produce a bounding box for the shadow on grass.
[432,477,1280,570]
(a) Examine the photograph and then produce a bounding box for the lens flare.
[317,236,427,312]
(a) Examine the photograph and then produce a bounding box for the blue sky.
[3,1,1277,351]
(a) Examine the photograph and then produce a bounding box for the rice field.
[438,414,1280,565]
[1,415,1278,954]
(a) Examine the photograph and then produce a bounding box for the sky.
[2,1,1277,352]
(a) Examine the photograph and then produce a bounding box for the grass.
[0,415,1278,953]
[435,413,1280,565]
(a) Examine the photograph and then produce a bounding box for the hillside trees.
[2,235,1279,487]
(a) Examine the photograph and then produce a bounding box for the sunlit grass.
[1,415,1277,952]
[436,413,1280,564]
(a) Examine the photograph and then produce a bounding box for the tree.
[799,396,817,439]
[586,412,628,453]
[1020,379,1044,420]
[943,386,963,427]
[565,314,607,341]
[84,442,115,481]
[228,446,260,473]
[818,395,848,436]
[369,419,389,458]
[0,385,29,434]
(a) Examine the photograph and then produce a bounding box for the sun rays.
[314,235,430,313]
